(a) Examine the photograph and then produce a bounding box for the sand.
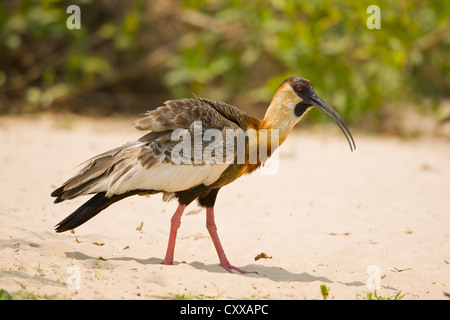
[0,114,449,300]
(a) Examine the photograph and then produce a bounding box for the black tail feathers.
[54,191,140,233]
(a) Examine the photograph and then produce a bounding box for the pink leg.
[206,207,251,274]
[161,204,186,265]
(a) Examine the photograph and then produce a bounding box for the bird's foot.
[220,262,257,275]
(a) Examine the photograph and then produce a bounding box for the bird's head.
[264,76,356,151]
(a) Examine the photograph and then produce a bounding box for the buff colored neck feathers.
[260,82,311,146]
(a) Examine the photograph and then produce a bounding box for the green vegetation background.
[1,0,449,131]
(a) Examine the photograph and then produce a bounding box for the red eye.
[296,85,302,91]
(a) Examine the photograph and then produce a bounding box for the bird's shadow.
[64,251,364,285]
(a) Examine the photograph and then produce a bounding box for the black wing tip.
[51,186,63,196]
[53,197,64,204]
[51,186,66,203]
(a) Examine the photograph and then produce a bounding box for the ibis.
[52,76,355,274]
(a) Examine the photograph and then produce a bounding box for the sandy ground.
[0,114,449,300]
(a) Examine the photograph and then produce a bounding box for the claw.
[220,263,257,274]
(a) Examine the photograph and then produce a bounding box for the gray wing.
[52,98,248,202]
[134,98,249,132]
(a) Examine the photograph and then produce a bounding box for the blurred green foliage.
[0,0,449,129]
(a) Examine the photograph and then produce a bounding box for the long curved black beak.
[309,93,356,152]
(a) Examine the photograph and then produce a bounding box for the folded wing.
[51,98,250,203]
